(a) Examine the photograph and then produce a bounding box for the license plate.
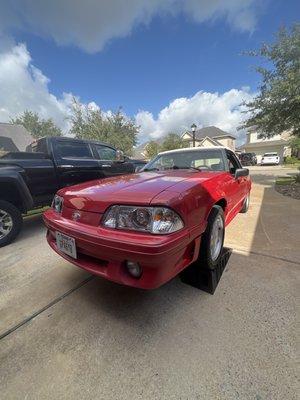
[56,232,77,259]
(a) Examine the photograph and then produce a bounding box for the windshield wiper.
[143,167,160,172]
[144,166,203,172]
[186,166,203,171]
[171,165,202,171]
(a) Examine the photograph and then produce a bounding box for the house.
[181,126,236,150]
[132,143,148,159]
[133,137,165,160]
[238,129,291,164]
[0,122,33,151]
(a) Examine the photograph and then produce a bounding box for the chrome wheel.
[210,214,224,261]
[0,209,13,239]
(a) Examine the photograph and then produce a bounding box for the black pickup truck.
[0,136,135,247]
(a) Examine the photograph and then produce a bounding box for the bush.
[295,167,300,183]
[284,156,300,164]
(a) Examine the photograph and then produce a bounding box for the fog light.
[126,260,142,278]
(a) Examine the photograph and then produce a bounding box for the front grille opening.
[77,249,108,268]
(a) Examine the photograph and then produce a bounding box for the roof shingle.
[0,123,33,151]
[184,126,236,140]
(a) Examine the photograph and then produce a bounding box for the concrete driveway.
[0,167,299,400]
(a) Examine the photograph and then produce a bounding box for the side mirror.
[235,168,249,179]
[115,149,125,163]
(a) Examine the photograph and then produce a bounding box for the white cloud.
[0,0,260,53]
[0,42,73,130]
[135,89,254,144]
[0,42,254,144]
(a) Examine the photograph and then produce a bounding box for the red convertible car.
[43,147,251,289]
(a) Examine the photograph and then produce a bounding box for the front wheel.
[0,200,23,247]
[198,205,225,270]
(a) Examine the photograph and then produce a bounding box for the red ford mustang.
[43,147,251,289]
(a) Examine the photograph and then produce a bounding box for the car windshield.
[264,153,277,156]
[144,149,225,172]
[241,153,252,158]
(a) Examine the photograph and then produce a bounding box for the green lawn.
[23,206,49,218]
[283,163,300,168]
[275,176,296,185]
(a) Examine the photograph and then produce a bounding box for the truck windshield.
[144,149,225,171]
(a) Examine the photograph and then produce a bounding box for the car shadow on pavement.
[16,213,46,243]
[64,272,210,340]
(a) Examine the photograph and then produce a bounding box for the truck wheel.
[0,200,23,247]
[240,194,250,214]
[199,205,225,270]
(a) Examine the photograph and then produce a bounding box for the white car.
[261,152,280,165]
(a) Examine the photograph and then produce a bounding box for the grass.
[23,206,49,218]
[275,176,296,185]
[283,157,300,168]
[283,162,300,168]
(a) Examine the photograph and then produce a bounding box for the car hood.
[60,170,218,213]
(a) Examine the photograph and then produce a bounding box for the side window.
[55,141,92,159]
[27,140,47,154]
[93,145,116,161]
[36,139,48,154]
[226,151,241,175]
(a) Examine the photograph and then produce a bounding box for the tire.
[240,194,250,214]
[198,205,225,270]
[0,200,23,247]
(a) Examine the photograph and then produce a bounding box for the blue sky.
[0,0,298,143]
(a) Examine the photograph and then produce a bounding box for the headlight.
[52,195,63,213]
[102,205,184,234]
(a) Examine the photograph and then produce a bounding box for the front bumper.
[43,208,200,289]
[261,160,280,165]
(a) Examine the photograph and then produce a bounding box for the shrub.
[295,167,300,183]
[284,156,300,164]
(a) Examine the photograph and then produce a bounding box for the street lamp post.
[191,123,197,147]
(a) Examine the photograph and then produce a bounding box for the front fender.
[0,167,34,211]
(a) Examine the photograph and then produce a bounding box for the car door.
[92,144,132,178]
[21,139,59,203]
[19,157,58,206]
[54,140,105,187]
[223,150,248,219]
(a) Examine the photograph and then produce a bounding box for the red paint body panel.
[44,169,251,289]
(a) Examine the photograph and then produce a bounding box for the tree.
[145,141,160,159]
[11,111,62,138]
[144,133,184,160]
[241,24,300,138]
[289,136,300,158]
[160,133,184,152]
[69,99,138,155]
[107,110,138,155]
